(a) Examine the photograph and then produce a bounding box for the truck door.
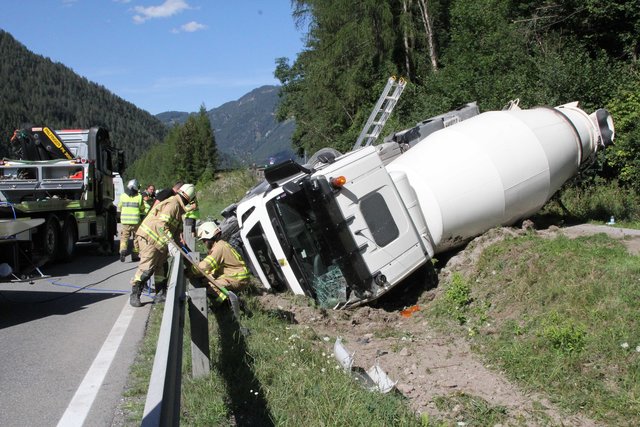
[322,148,428,290]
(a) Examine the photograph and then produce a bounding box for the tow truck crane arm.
[9,126,75,161]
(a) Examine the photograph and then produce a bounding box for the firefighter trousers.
[120,223,140,254]
[131,234,168,288]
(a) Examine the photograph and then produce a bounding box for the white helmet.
[197,221,220,240]
[177,183,196,202]
[127,179,139,191]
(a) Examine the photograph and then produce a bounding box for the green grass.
[536,179,640,226]
[118,303,164,425]
[195,169,260,220]
[431,392,509,426]
[430,232,640,425]
[179,293,421,426]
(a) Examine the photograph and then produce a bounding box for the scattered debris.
[334,337,397,393]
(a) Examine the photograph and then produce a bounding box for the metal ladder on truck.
[353,76,407,150]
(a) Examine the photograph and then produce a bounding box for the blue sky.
[0,0,305,115]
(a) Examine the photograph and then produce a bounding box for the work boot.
[129,282,143,307]
[154,281,167,304]
[131,253,140,262]
[120,250,127,263]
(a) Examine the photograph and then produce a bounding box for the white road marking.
[57,301,136,427]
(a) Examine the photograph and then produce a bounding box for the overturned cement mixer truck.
[220,99,614,308]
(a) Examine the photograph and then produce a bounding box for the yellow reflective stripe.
[139,223,168,245]
[204,255,220,271]
[227,243,243,262]
[222,269,250,281]
[158,214,179,227]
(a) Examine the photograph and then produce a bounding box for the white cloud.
[172,21,207,33]
[113,0,132,3]
[133,0,190,24]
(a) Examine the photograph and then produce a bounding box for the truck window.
[360,192,399,247]
[268,188,350,306]
[101,148,113,175]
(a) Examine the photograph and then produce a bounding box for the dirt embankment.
[256,224,640,425]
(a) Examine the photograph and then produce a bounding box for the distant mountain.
[156,86,297,167]
[0,30,167,166]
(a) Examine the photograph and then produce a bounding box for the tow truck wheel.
[100,209,117,255]
[59,218,77,262]
[42,216,60,261]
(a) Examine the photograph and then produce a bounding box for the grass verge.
[430,232,640,425]
[117,303,163,425]
[196,170,259,220]
[180,292,421,426]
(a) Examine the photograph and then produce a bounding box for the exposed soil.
[255,223,640,426]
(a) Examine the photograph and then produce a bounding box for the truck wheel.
[42,216,60,261]
[305,147,342,169]
[101,210,117,255]
[59,218,78,262]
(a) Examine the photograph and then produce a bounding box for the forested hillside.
[276,0,640,189]
[0,30,167,166]
[156,86,296,166]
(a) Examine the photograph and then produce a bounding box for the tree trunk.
[417,0,438,71]
[402,0,412,79]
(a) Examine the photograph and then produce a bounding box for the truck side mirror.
[116,150,126,174]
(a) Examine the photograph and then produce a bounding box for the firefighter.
[188,221,251,293]
[141,184,156,215]
[118,179,146,262]
[129,183,197,307]
[183,202,200,237]
[154,180,183,206]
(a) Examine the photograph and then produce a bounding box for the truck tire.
[59,217,78,262]
[42,216,60,262]
[305,147,342,169]
[101,209,117,255]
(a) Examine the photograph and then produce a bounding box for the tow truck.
[0,125,125,279]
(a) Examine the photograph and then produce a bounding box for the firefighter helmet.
[197,221,220,240]
[127,179,139,191]
[177,183,196,202]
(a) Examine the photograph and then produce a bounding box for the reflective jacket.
[118,193,145,225]
[193,240,250,284]
[184,206,200,220]
[143,199,153,215]
[136,195,186,249]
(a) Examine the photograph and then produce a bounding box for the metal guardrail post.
[188,286,210,377]
[182,222,211,376]
[141,255,186,427]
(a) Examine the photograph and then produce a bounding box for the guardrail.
[141,227,210,426]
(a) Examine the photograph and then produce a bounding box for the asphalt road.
[0,244,153,427]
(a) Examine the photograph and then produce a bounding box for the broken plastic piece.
[400,304,420,318]
[334,337,354,371]
[366,364,397,394]
[333,337,397,393]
